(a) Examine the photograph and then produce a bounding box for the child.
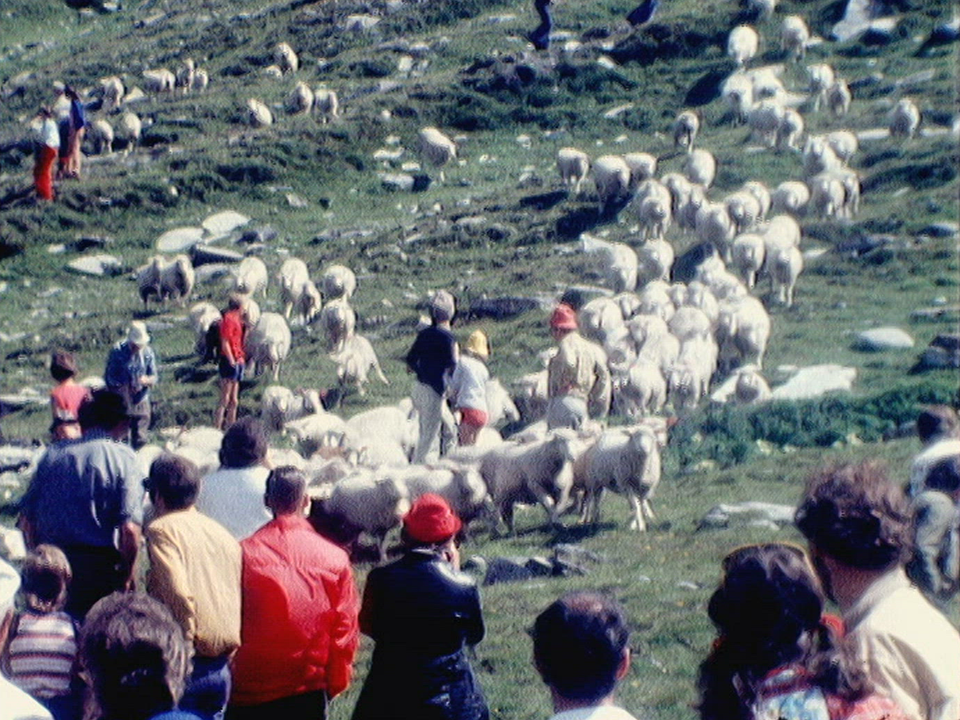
[49,350,91,441]
[448,330,490,446]
[2,545,79,720]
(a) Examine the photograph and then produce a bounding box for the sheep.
[175,59,195,95]
[389,464,490,525]
[580,234,638,293]
[673,110,700,151]
[100,76,124,111]
[284,412,349,457]
[748,99,785,148]
[345,402,418,459]
[245,312,292,382]
[316,297,357,354]
[724,190,762,234]
[637,238,675,286]
[592,155,632,209]
[623,152,658,189]
[142,68,176,93]
[278,258,321,324]
[637,282,676,323]
[578,297,625,346]
[261,385,324,431]
[731,233,766,289]
[629,317,680,374]
[835,167,861,218]
[285,81,314,115]
[87,118,114,155]
[803,135,841,176]
[418,127,457,182]
[808,171,846,219]
[575,425,661,531]
[889,98,920,139]
[807,64,835,111]
[776,108,805,151]
[696,202,736,262]
[781,15,810,61]
[733,365,772,404]
[749,67,786,103]
[675,334,718,403]
[320,264,357,301]
[323,471,410,560]
[771,181,810,217]
[717,295,771,370]
[246,98,273,128]
[136,254,195,310]
[274,42,299,74]
[760,214,802,249]
[825,130,858,165]
[697,259,748,301]
[684,149,716,189]
[612,360,666,418]
[683,281,720,324]
[826,79,851,117]
[728,25,760,68]
[557,147,590,195]
[677,184,707,233]
[479,432,577,533]
[116,112,142,155]
[313,87,340,123]
[668,305,712,342]
[630,180,673,241]
[769,242,803,307]
[722,73,754,125]
[330,333,389,397]
[192,68,209,93]
[189,302,221,359]
[746,0,776,20]
[661,172,693,218]
[512,371,549,424]
[233,256,268,297]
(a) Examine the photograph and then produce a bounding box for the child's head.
[464,330,490,360]
[20,544,72,613]
[50,350,79,382]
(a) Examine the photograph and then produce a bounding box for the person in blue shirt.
[105,322,158,450]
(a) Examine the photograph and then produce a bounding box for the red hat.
[403,493,462,544]
[550,303,578,331]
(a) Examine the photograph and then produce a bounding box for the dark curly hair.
[698,544,870,720]
[795,461,910,571]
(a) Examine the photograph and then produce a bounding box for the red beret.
[403,493,462,544]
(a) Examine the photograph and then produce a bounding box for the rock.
[201,210,249,238]
[525,556,554,577]
[483,556,534,586]
[157,227,205,252]
[66,254,124,277]
[285,193,309,208]
[72,235,114,252]
[190,245,244,267]
[194,264,236,284]
[344,14,380,32]
[860,19,899,45]
[0,526,27,561]
[915,333,960,370]
[464,297,544,321]
[237,226,279,244]
[771,364,857,400]
[379,173,415,192]
[918,222,959,239]
[553,543,604,567]
[853,327,915,351]
[699,501,796,530]
[832,0,881,42]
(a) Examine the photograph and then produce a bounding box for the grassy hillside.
[0,0,957,716]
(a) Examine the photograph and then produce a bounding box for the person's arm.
[464,585,485,647]
[547,341,575,398]
[144,524,195,642]
[103,347,124,390]
[140,347,158,388]
[358,569,379,639]
[220,317,236,365]
[119,521,141,591]
[590,349,612,418]
[326,563,361,698]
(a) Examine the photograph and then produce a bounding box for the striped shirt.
[8,611,77,698]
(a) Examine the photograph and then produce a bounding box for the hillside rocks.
[202,210,249,237]
[771,365,857,400]
[854,327,915,351]
[157,227,205,252]
[915,334,960,371]
[699,502,796,530]
[66,254,124,276]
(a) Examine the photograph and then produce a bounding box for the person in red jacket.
[228,466,359,720]
[214,294,247,430]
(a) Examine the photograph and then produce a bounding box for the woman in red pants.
[33,106,60,201]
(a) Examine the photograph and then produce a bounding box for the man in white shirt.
[796,461,960,720]
[531,591,639,720]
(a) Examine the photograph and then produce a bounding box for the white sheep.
[142,68,176,93]
[728,25,760,68]
[100,76,124,111]
[189,302,221,359]
[418,127,457,182]
[285,81,314,115]
[749,67,786,102]
[889,98,920,139]
[742,181,772,222]
[479,432,577,533]
[776,108,804,151]
[313,87,340,123]
[696,202,736,261]
[136,254,195,310]
[557,147,590,195]
[116,112,142,155]
[278,258,322,324]
[631,180,673,241]
[747,0,776,20]
[675,334,718,403]
[673,110,700,152]
[512,371,549,424]
[388,464,490,525]
[661,172,693,218]
[592,155,632,209]
[807,64,835,111]
[637,282,676,323]
[261,385,324,432]
[771,181,810,217]
[578,296,625,346]
[724,190,762,234]
[731,232,766,289]
[320,264,357,301]
[808,171,846,219]
[629,317,680,374]
[826,79,851,116]
[612,360,666,418]
[623,152,658,189]
[769,242,803,307]
[575,425,661,531]
[245,312,292,382]
[246,98,273,128]
[274,42,299,74]
[683,281,720,325]
[781,15,810,61]
[88,118,114,155]
[760,214,802,249]
[330,333,389,397]
[233,256,268,297]
[317,297,357,354]
[284,411,349,457]
[684,149,716,189]
[826,130,858,165]
[803,135,841,176]
[580,234,638,293]
[192,68,209,93]
[717,295,771,370]
[722,73,754,125]
[748,99,786,148]
[345,401,418,459]
[324,471,409,560]
[637,238,675,286]
[668,305,712,342]
[697,260,748,301]
[175,59,195,95]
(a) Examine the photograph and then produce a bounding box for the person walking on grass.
[214,294,247,430]
[448,330,491,447]
[105,321,158,450]
[32,107,59,202]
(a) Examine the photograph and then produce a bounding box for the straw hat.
[464,330,490,359]
[127,321,150,346]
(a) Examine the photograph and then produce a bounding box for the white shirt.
[196,465,271,540]
[448,355,489,413]
[844,567,960,720]
[38,118,60,149]
[549,706,638,720]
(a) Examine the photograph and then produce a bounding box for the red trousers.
[34,144,57,200]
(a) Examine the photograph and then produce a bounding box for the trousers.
[412,382,456,463]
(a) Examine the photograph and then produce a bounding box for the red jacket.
[231,515,359,706]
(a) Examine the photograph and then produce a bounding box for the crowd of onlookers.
[1,361,958,720]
